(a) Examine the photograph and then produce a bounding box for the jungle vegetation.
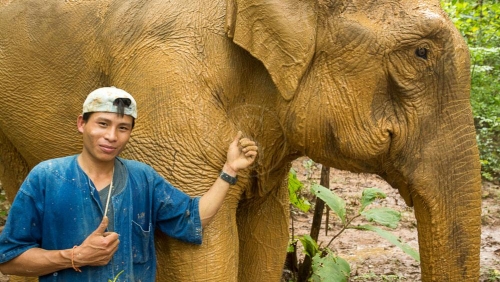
[442,0,500,181]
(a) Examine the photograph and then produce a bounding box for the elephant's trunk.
[413,170,481,281]
[398,114,482,281]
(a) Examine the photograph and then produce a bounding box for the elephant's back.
[0,1,95,165]
[0,0,232,167]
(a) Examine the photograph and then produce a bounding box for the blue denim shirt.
[0,155,202,281]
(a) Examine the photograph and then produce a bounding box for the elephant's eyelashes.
[415,47,428,60]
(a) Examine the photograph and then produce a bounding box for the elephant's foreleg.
[236,181,289,282]
[155,199,239,281]
[7,276,38,282]
[0,128,30,203]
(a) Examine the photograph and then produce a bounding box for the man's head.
[78,87,137,163]
[82,87,137,127]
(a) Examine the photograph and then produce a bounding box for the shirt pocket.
[131,221,152,264]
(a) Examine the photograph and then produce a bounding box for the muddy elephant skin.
[0,0,481,281]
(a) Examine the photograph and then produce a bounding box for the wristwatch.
[219,171,238,185]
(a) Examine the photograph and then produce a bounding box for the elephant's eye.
[415,47,428,60]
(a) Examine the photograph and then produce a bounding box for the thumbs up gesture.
[72,217,120,267]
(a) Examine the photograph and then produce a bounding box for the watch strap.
[219,171,238,185]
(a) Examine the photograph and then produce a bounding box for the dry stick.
[298,166,330,282]
[311,166,329,241]
[325,206,330,236]
[286,205,299,273]
[326,214,361,249]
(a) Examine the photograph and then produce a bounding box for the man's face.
[77,112,134,163]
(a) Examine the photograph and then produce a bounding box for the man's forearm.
[0,247,74,277]
[198,164,236,227]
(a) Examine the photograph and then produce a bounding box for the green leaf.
[311,183,346,225]
[360,188,387,212]
[288,169,311,212]
[299,234,319,258]
[108,270,125,282]
[310,251,351,282]
[287,240,297,253]
[354,225,420,262]
[361,207,401,229]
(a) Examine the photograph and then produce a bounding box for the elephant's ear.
[226,0,317,100]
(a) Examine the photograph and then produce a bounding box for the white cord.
[103,166,114,218]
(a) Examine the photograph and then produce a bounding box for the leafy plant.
[312,184,420,263]
[286,167,419,281]
[309,249,351,282]
[289,169,311,213]
[484,268,500,282]
[441,0,500,180]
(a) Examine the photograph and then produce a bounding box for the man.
[0,87,258,281]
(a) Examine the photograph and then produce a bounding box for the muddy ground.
[0,157,499,281]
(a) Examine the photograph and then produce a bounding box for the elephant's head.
[228,0,481,280]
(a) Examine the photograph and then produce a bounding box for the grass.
[0,186,11,225]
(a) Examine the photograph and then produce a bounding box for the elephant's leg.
[236,181,290,282]
[7,276,37,282]
[155,198,239,281]
[0,130,36,282]
[0,128,30,204]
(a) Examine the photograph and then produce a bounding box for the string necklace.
[103,166,114,218]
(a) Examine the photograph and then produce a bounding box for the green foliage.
[287,168,419,281]
[442,1,500,47]
[353,225,420,262]
[476,116,500,180]
[310,250,351,282]
[360,208,401,229]
[315,185,418,262]
[311,183,346,225]
[289,168,311,213]
[483,268,500,281]
[299,235,320,258]
[360,188,387,212]
[442,0,500,180]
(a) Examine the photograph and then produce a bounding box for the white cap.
[82,87,137,118]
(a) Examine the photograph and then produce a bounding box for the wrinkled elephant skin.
[0,0,481,281]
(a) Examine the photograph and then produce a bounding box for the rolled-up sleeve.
[154,180,202,245]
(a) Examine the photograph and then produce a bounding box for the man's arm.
[198,131,258,227]
[0,247,76,277]
[0,217,119,276]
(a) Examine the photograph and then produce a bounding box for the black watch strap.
[219,171,237,185]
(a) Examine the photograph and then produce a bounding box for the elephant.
[0,0,482,281]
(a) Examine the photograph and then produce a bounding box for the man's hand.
[199,131,258,227]
[73,216,120,267]
[224,131,258,175]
